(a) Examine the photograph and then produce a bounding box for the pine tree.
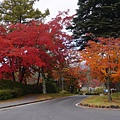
[0,0,49,23]
[70,0,120,38]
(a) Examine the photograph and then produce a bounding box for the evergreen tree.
[70,0,120,38]
[0,0,50,23]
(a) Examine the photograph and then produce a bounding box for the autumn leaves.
[0,12,72,84]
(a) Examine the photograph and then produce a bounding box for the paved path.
[0,95,120,120]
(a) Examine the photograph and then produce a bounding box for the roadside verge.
[76,95,120,110]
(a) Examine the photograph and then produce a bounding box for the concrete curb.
[0,95,75,110]
[76,102,120,111]
[0,98,54,110]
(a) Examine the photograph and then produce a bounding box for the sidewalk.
[0,94,43,109]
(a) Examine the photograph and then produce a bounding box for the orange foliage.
[80,37,120,83]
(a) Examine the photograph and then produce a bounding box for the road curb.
[0,98,54,110]
[0,95,74,110]
[76,102,120,111]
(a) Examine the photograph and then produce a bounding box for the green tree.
[69,0,120,38]
[0,0,49,23]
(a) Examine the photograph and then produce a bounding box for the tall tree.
[0,0,49,23]
[69,0,120,38]
[0,11,73,94]
[80,37,120,101]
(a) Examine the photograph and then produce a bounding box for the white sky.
[0,0,78,33]
[0,0,78,21]
[34,0,78,21]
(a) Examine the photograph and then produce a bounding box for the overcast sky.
[34,0,78,21]
[0,0,78,21]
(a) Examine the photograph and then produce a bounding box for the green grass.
[80,93,120,108]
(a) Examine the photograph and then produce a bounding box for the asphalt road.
[0,95,119,120]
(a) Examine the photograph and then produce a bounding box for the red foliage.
[0,11,73,82]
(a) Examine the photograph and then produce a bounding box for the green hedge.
[0,80,38,95]
[0,89,25,100]
[0,79,60,101]
[46,81,60,93]
[93,87,104,94]
[0,80,40,100]
[0,90,13,100]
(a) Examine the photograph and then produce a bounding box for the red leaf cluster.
[0,11,73,82]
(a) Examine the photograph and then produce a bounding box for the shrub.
[0,79,60,100]
[28,84,43,94]
[0,80,42,100]
[0,90,13,100]
[93,87,104,94]
[11,88,23,97]
[85,92,99,95]
[46,81,60,93]
[59,90,69,94]
[81,90,89,95]
[0,80,26,90]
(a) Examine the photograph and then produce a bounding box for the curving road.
[0,95,119,120]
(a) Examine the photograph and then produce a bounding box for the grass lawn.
[37,93,73,100]
[80,93,120,108]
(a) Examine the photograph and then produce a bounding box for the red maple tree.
[0,11,73,94]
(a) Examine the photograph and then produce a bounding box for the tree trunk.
[41,67,46,94]
[19,66,26,83]
[19,15,22,23]
[61,76,64,92]
[106,77,112,101]
[37,67,41,86]
[86,68,91,91]
[106,67,112,101]
[23,75,27,84]
[10,58,16,82]
[12,72,16,82]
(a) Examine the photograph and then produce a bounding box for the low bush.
[11,88,23,97]
[0,79,60,101]
[0,90,13,100]
[85,92,99,95]
[0,80,41,100]
[93,87,104,94]
[59,90,69,94]
[46,81,60,93]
